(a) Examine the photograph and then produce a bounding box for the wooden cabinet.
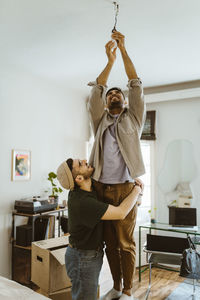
[11,208,68,288]
[12,246,32,286]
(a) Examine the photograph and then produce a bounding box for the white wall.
[1,64,200,277]
[147,98,200,225]
[0,66,90,277]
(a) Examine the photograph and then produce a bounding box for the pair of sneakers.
[101,288,135,300]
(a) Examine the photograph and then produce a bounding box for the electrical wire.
[112,1,119,32]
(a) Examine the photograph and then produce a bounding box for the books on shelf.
[28,215,56,241]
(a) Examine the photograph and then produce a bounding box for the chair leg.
[144,263,152,300]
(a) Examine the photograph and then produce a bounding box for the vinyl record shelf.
[11,207,68,288]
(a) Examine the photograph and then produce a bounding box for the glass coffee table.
[138,222,200,281]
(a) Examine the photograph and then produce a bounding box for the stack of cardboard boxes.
[31,236,72,300]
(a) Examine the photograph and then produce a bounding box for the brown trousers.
[93,181,138,290]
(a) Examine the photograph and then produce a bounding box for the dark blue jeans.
[65,245,103,300]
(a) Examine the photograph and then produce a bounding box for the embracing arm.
[101,183,143,220]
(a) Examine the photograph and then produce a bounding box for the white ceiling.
[1,0,200,89]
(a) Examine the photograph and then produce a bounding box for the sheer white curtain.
[136,141,155,229]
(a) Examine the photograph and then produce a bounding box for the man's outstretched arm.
[112,31,145,130]
[88,40,117,134]
[111,31,137,80]
[97,40,117,85]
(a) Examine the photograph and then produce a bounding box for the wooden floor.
[99,257,185,300]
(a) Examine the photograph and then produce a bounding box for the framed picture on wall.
[11,149,31,181]
[141,110,156,140]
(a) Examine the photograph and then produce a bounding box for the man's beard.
[83,167,94,179]
[108,100,123,110]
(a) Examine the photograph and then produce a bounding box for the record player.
[14,196,58,214]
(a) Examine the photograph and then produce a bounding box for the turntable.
[14,196,58,214]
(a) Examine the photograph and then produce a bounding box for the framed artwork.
[12,149,31,181]
[141,110,156,140]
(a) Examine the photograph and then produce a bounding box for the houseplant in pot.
[47,171,63,204]
[148,207,157,223]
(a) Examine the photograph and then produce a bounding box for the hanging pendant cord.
[112,2,119,32]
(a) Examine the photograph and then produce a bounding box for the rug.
[166,280,200,300]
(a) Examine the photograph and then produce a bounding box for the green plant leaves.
[48,172,57,179]
[47,171,63,196]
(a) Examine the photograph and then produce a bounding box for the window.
[136,140,155,227]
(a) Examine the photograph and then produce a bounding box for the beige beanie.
[57,161,74,190]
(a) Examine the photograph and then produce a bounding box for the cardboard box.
[31,236,71,293]
[40,287,72,300]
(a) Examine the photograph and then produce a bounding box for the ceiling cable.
[112,1,119,32]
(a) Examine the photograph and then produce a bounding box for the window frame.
[136,140,156,226]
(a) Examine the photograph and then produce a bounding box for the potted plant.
[148,207,157,223]
[47,172,63,203]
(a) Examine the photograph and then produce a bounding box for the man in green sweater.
[57,158,143,300]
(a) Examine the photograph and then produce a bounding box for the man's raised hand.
[111,31,125,51]
[96,40,116,85]
[105,40,117,64]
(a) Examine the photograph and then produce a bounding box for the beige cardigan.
[87,78,146,181]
